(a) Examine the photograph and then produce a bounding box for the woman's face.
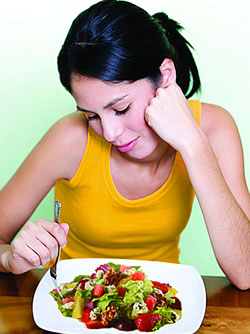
[71,75,163,160]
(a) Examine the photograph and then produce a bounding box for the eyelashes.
[87,114,99,121]
[114,105,130,116]
[87,105,130,121]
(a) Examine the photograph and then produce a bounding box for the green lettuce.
[121,280,153,307]
[49,291,72,317]
[76,287,92,300]
[92,290,122,311]
[152,306,182,331]
[73,274,90,282]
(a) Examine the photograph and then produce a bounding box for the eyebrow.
[77,94,128,113]
[103,94,128,109]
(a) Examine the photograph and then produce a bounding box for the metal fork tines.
[49,200,63,299]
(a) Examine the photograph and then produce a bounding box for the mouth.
[116,137,139,152]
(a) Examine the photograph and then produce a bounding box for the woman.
[0,0,249,289]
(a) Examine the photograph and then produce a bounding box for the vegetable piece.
[72,294,85,319]
[61,298,74,305]
[81,309,91,323]
[73,278,90,293]
[170,296,182,310]
[131,271,145,281]
[135,313,161,332]
[119,265,131,273]
[93,284,105,297]
[91,264,110,278]
[85,300,94,309]
[122,280,153,308]
[151,280,169,294]
[118,274,132,286]
[117,286,127,297]
[78,279,90,290]
[113,318,137,331]
[51,288,62,300]
[145,294,157,311]
[86,319,106,329]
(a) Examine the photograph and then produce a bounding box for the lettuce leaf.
[152,306,182,330]
[73,274,90,282]
[76,287,92,300]
[106,262,121,272]
[121,280,153,307]
[92,290,122,312]
[49,291,72,317]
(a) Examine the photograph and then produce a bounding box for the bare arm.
[0,112,87,273]
[146,84,250,289]
[184,103,250,289]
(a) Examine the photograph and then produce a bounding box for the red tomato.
[145,294,157,311]
[86,320,106,329]
[117,286,127,297]
[81,309,91,323]
[119,265,131,273]
[93,284,105,297]
[151,280,169,294]
[131,271,145,281]
[61,297,74,305]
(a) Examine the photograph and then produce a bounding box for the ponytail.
[153,12,201,98]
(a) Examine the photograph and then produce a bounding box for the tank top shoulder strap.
[188,100,202,126]
[67,123,111,187]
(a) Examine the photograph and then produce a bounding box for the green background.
[0,0,249,276]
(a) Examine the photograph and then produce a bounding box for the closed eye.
[87,105,130,121]
[115,105,130,116]
[87,114,99,121]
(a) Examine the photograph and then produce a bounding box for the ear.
[159,58,176,88]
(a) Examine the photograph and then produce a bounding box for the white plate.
[32,258,206,334]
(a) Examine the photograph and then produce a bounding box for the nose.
[101,117,124,143]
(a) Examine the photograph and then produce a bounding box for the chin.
[124,148,155,160]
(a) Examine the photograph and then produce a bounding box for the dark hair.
[58,0,201,98]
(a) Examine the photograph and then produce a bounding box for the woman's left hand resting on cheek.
[145,83,250,290]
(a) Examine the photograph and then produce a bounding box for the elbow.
[233,280,250,291]
[229,272,250,291]
[221,264,250,290]
[219,254,250,290]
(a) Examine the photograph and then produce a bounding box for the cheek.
[129,105,149,132]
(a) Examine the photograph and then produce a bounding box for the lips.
[116,137,139,152]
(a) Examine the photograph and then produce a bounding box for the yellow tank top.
[55,100,201,263]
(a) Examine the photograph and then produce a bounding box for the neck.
[113,140,176,170]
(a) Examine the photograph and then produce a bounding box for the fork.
[49,200,63,299]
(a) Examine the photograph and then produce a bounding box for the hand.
[145,83,201,153]
[4,219,69,274]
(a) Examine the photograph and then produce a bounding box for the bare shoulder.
[45,112,88,180]
[201,102,237,137]
[200,102,241,161]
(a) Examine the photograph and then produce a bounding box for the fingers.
[11,219,69,269]
[38,219,68,247]
[12,230,50,267]
[60,223,70,239]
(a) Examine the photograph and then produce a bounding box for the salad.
[50,262,182,332]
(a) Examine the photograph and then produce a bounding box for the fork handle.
[54,201,61,223]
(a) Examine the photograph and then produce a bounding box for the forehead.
[71,75,127,95]
[70,75,154,108]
